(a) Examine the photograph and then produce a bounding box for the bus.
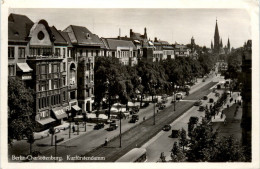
[116,148,147,162]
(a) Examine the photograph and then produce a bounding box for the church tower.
[214,19,220,53]
[227,37,231,52]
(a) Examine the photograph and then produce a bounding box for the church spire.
[214,19,220,53]
[227,37,230,50]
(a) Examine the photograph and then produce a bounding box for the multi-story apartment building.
[101,38,137,66]
[8,13,71,130]
[63,25,103,113]
[153,37,175,61]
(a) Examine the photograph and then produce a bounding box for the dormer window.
[85,33,90,39]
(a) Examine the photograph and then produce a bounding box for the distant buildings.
[101,38,138,66]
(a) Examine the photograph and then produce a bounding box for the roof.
[8,13,34,42]
[116,148,146,162]
[65,25,103,46]
[60,31,73,47]
[50,26,68,45]
[104,39,137,50]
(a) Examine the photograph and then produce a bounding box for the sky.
[9,8,251,48]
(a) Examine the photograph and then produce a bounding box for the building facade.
[63,25,103,113]
[8,14,71,130]
[101,38,138,66]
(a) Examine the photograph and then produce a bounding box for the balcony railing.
[27,55,63,60]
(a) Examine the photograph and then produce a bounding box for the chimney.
[154,37,158,42]
[130,29,133,37]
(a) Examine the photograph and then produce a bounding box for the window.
[91,50,93,56]
[52,64,58,73]
[68,49,71,58]
[86,50,88,56]
[62,76,66,86]
[41,82,47,91]
[63,62,66,72]
[53,80,59,89]
[96,50,99,56]
[63,48,66,58]
[79,50,83,56]
[40,65,47,74]
[8,65,15,76]
[55,48,60,56]
[63,91,66,101]
[70,91,76,100]
[18,47,25,58]
[8,47,15,58]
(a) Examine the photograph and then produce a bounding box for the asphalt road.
[142,76,225,162]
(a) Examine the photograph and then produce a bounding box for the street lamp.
[115,95,122,148]
[67,110,72,139]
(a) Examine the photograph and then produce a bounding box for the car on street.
[162,124,171,131]
[215,92,220,97]
[203,95,208,100]
[107,123,118,131]
[159,104,166,110]
[132,114,139,121]
[94,123,105,130]
[199,106,205,111]
[209,98,214,103]
[175,93,183,100]
[194,100,202,106]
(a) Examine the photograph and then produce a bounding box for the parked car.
[94,123,105,130]
[209,98,214,103]
[194,100,202,106]
[175,93,183,100]
[162,124,171,131]
[203,95,208,100]
[199,106,205,111]
[202,79,206,82]
[215,92,220,97]
[107,123,118,131]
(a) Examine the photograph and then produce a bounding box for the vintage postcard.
[1,0,259,169]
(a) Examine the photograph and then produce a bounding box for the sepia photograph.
[1,0,259,169]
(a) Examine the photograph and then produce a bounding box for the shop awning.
[52,107,67,119]
[17,63,33,72]
[72,105,81,111]
[37,118,55,125]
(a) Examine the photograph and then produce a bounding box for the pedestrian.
[104,137,108,146]
[143,116,146,121]
[220,113,223,119]
[72,125,75,133]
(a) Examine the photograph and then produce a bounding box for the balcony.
[27,55,64,61]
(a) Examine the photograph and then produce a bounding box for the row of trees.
[165,118,248,162]
[94,52,217,118]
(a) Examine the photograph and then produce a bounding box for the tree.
[179,128,188,151]
[24,128,35,155]
[8,77,35,144]
[170,142,186,162]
